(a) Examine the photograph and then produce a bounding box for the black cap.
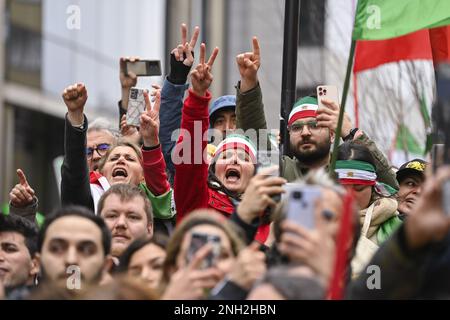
[396,158,427,182]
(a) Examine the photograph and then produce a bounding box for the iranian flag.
[350,0,450,166]
[329,0,450,299]
[352,0,450,40]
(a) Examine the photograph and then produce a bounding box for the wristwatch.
[343,128,359,141]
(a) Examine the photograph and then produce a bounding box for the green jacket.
[235,82,399,190]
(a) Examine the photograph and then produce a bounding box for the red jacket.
[174,89,269,243]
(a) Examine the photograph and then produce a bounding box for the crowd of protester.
[1,24,450,300]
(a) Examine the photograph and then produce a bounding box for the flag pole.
[280,0,301,158]
[329,39,356,174]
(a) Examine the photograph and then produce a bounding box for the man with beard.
[395,159,427,220]
[234,36,398,188]
[35,206,112,295]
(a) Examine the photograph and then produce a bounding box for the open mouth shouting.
[111,166,129,183]
[224,167,241,184]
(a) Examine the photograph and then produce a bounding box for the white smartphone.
[127,87,147,127]
[285,185,322,230]
[316,85,339,110]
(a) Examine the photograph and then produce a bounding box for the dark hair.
[337,141,376,167]
[0,213,38,257]
[117,233,169,273]
[37,206,111,256]
[210,106,235,127]
[97,184,153,225]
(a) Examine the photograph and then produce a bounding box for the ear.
[34,253,41,270]
[99,255,115,286]
[30,256,40,278]
[147,223,154,239]
[103,255,115,274]
[329,130,335,144]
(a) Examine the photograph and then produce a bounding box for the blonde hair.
[98,140,143,173]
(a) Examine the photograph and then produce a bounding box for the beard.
[291,135,331,165]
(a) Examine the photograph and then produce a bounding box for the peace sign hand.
[172,23,200,67]
[190,43,219,97]
[140,86,161,148]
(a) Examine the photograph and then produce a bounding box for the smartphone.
[125,60,162,77]
[257,149,280,176]
[187,232,221,269]
[317,85,339,110]
[285,185,322,230]
[126,87,147,127]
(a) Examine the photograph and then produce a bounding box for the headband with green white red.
[288,96,319,126]
[335,160,377,186]
[213,134,257,163]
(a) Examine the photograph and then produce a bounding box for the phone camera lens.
[293,191,302,199]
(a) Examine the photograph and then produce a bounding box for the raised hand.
[9,169,35,208]
[236,37,261,93]
[190,43,219,97]
[161,243,224,300]
[278,218,336,286]
[237,166,286,224]
[120,56,140,89]
[120,56,140,110]
[316,98,353,137]
[228,242,267,290]
[140,86,161,148]
[62,83,88,126]
[172,23,200,67]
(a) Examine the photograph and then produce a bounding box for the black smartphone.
[125,60,162,77]
[187,232,221,269]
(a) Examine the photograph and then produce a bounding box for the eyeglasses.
[288,120,321,134]
[86,143,111,158]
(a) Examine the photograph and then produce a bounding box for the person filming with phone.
[234,37,398,192]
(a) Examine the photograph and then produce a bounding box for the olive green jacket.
[235,82,399,190]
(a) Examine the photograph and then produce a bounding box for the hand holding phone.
[317,85,339,109]
[187,232,221,269]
